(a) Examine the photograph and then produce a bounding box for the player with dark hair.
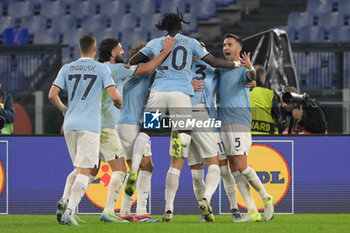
[49,35,122,226]
[126,10,241,222]
[94,37,174,223]
[218,33,274,222]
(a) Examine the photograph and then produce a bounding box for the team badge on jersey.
[237,144,291,210]
[143,110,162,129]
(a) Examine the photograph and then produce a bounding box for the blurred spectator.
[281,86,327,134]
[250,65,282,134]
[0,83,16,134]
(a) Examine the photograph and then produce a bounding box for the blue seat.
[338,0,350,15]
[308,67,333,89]
[81,15,110,33]
[329,26,350,41]
[51,15,78,32]
[0,16,15,33]
[120,13,138,30]
[191,0,217,20]
[318,12,344,30]
[129,0,156,16]
[3,27,29,45]
[8,1,34,18]
[69,1,97,18]
[40,1,66,17]
[120,28,148,47]
[94,28,119,46]
[182,13,197,34]
[149,26,166,39]
[21,16,47,33]
[61,28,84,47]
[34,29,60,44]
[298,25,326,42]
[287,12,314,30]
[306,0,332,14]
[216,0,236,7]
[159,0,187,15]
[100,0,126,17]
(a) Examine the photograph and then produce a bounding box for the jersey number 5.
[68,74,97,101]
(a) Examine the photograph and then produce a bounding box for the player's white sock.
[120,174,134,217]
[65,174,89,216]
[131,132,150,171]
[242,166,270,202]
[191,169,205,201]
[179,133,191,157]
[165,167,181,212]
[232,171,258,213]
[103,171,126,214]
[62,169,78,202]
[136,170,152,215]
[203,164,220,203]
[220,165,238,209]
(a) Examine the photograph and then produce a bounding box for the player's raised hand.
[240,52,253,69]
[245,80,256,88]
[191,78,205,92]
[163,37,175,53]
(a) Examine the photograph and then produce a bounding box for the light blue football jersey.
[53,57,115,133]
[191,59,218,119]
[140,34,208,96]
[117,70,152,125]
[101,62,137,128]
[218,67,251,126]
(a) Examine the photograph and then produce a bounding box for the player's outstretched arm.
[48,85,67,116]
[241,52,256,81]
[129,52,149,65]
[106,86,122,109]
[202,54,240,68]
[133,37,175,76]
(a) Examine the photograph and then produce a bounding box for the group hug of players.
[48,11,274,225]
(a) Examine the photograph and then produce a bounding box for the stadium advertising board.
[0,136,349,214]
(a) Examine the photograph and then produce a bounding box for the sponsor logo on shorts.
[85,162,137,210]
[237,144,291,210]
[0,159,5,196]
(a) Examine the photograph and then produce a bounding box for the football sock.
[165,167,181,212]
[203,164,220,203]
[191,169,205,201]
[179,133,191,157]
[220,165,238,209]
[136,170,152,215]
[120,174,134,217]
[65,174,89,215]
[62,169,78,201]
[104,171,126,214]
[232,171,258,213]
[131,132,150,172]
[242,166,270,202]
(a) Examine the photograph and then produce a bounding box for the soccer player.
[117,41,159,222]
[186,42,242,222]
[49,35,122,226]
[95,37,174,223]
[218,33,274,222]
[125,12,240,222]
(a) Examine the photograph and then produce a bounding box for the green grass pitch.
[0,214,349,233]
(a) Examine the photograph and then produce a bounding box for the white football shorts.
[99,127,125,162]
[220,124,252,156]
[64,130,100,168]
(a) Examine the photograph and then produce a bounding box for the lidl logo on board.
[237,144,291,210]
[0,159,5,196]
[85,162,137,210]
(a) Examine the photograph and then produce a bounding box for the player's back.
[118,71,152,125]
[140,34,208,96]
[218,66,251,126]
[54,57,114,133]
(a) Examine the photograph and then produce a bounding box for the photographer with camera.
[281,86,327,134]
[0,83,15,135]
